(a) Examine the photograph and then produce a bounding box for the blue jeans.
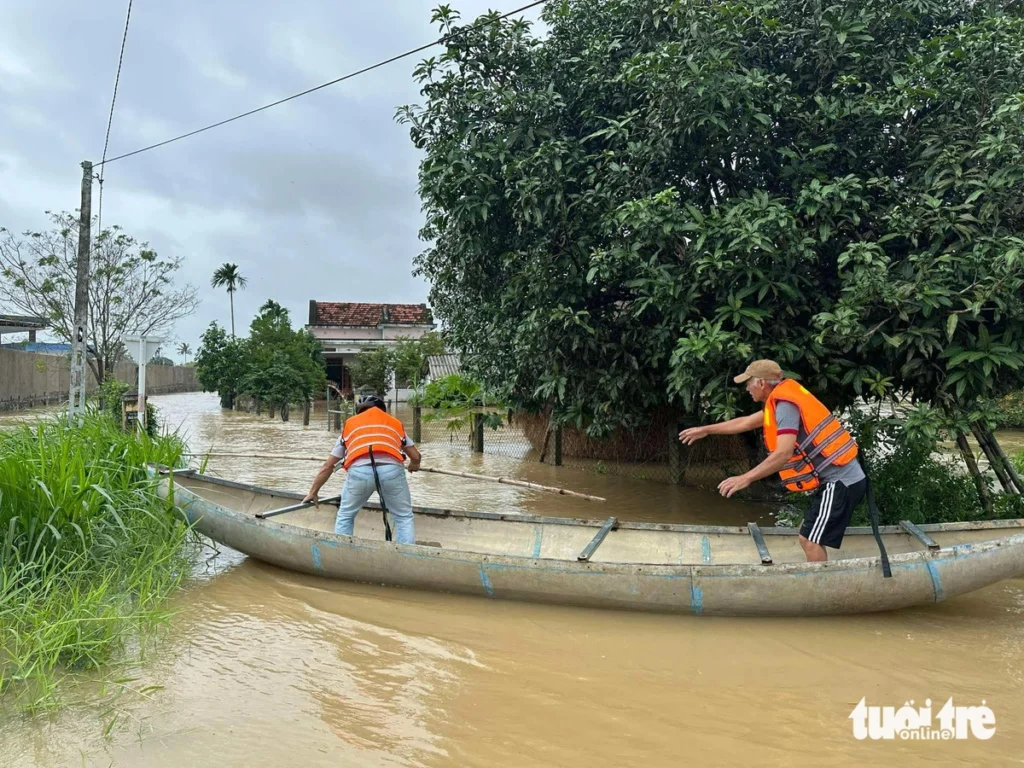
[335,463,415,545]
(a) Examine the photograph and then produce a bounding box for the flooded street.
[3,392,1024,766]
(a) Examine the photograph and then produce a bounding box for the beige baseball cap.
[734,359,784,384]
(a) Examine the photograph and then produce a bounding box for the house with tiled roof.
[306,301,435,396]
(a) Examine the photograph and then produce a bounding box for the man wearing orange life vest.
[302,395,422,544]
[678,360,866,562]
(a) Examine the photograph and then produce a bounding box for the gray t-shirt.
[774,401,865,486]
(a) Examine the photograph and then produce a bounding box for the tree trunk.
[975,422,1024,494]
[281,403,289,422]
[87,356,103,393]
[990,429,1024,494]
[971,423,1016,495]
[230,290,235,338]
[254,396,262,415]
[956,430,995,517]
[303,400,311,426]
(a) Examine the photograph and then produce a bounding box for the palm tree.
[177,342,192,364]
[210,263,248,337]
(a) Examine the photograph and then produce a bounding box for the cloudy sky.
[0,1,546,352]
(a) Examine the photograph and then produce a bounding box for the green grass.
[0,410,193,711]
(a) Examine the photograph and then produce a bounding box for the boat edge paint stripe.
[311,543,324,574]
[701,536,712,564]
[926,560,945,602]
[690,581,704,615]
[532,525,543,559]
[479,565,495,597]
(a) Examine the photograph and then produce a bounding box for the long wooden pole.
[181,452,607,502]
[417,467,606,502]
[69,160,93,421]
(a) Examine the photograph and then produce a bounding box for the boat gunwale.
[153,466,1024,575]
[154,465,1024,538]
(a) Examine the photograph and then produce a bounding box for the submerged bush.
[0,411,191,709]
[782,410,991,527]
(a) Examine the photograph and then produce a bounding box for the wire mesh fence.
[402,407,757,487]
[309,400,761,488]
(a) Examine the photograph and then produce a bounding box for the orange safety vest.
[763,379,858,493]
[340,407,408,470]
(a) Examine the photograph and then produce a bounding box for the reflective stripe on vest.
[763,379,858,493]
[341,409,407,470]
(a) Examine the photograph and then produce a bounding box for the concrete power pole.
[69,161,93,420]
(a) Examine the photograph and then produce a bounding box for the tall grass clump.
[0,410,192,710]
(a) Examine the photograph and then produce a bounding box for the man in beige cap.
[679,360,866,562]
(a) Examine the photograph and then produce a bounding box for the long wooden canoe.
[151,466,1024,617]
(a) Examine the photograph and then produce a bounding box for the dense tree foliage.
[400,0,1024,439]
[195,301,326,413]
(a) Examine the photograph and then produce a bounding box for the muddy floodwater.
[3,392,1024,766]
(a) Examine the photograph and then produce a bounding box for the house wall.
[307,324,433,342]
[308,326,380,341]
[381,325,431,340]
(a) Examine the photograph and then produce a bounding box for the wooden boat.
[150,465,1024,617]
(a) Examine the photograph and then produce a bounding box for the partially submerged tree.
[400,0,1024,507]
[195,322,247,409]
[400,0,1024,427]
[0,212,199,382]
[349,347,395,398]
[244,300,326,415]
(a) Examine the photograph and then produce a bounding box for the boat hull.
[154,468,1024,617]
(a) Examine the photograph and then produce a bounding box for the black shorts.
[799,479,867,549]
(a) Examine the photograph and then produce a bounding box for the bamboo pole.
[184,452,324,461]
[417,467,606,502]
[181,452,607,502]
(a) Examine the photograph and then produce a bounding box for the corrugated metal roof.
[0,314,47,333]
[427,354,461,379]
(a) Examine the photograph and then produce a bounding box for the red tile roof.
[310,302,433,327]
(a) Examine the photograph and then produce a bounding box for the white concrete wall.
[308,326,383,341]
[382,325,432,340]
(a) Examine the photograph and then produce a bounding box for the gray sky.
[0,1,545,354]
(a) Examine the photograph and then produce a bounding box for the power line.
[96,0,134,236]
[98,0,548,167]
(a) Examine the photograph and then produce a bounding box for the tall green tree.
[399,1,1024,443]
[393,331,447,388]
[242,301,326,414]
[349,348,395,398]
[210,263,248,338]
[195,322,246,409]
[177,342,191,364]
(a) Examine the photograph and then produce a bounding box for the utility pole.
[69,160,93,421]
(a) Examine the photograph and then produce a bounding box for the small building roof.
[308,301,433,327]
[427,354,461,379]
[0,314,48,334]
